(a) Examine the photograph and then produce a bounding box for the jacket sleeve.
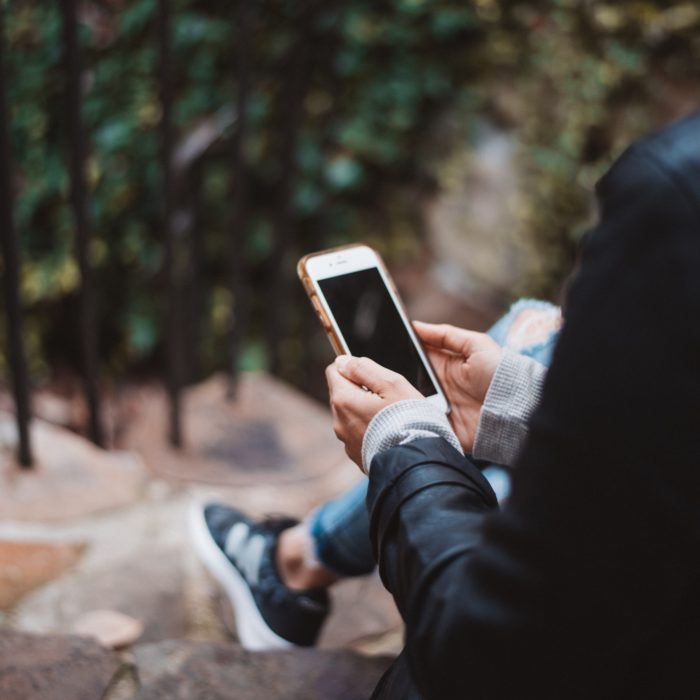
[367,140,700,699]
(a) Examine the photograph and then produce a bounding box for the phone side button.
[302,276,315,295]
[311,296,331,329]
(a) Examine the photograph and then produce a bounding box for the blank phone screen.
[318,268,437,396]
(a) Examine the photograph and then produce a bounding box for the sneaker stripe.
[227,528,266,586]
[224,522,249,556]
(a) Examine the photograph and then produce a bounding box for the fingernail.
[335,355,350,370]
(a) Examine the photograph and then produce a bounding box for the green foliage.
[2,0,699,381]
[506,2,700,297]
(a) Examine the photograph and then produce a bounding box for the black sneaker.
[190,501,330,650]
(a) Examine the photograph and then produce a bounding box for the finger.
[413,321,484,357]
[334,355,402,395]
[326,363,358,399]
[325,363,340,397]
[424,345,447,367]
[326,363,377,407]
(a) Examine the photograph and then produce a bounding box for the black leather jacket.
[367,111,700,699]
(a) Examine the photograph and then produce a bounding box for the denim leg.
[308,479,375,577]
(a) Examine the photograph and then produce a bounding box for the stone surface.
[0,630,121,700]
[0,415,147,522]
[7,444,400,657]
[13,546,188,644]
[0,540,85,610]
[103,663,140,700]
[425,116,524,310]
[133,640,392,700]
[118,373,348,486]
[1,373,403,696]
[320,574,403,654]
[72,609,144,649]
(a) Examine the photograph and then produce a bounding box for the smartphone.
[298,244,449,413]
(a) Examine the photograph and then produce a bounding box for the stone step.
[131,639,392,700]
[0,631,392,700]
[6,491,401,654]
[0,631,122,700]
[1,372,403,695]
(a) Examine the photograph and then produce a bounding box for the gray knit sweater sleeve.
[472,349,546,466]
[361,399,463,474]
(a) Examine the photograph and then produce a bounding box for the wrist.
[362,399,463,473]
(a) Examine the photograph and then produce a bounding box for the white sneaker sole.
[188,501,295,651]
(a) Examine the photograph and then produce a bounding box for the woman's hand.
[326,355,422,467]
[414,321,502,452]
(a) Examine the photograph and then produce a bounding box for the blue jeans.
[309,300,561,577]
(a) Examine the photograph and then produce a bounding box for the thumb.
[335,355,400,395]
[414,321,484,357]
